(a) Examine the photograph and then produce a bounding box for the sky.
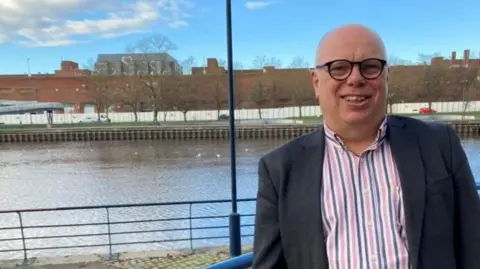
[0,0,479,75]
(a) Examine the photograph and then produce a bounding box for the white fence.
[1,101,480,125]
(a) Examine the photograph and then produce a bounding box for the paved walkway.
[106,250,233,269]
[3,246,253,269]
[9,263,118,269]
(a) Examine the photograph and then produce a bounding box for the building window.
[17,87,36,94]
[64,104,75,113]
[0,88,13,94]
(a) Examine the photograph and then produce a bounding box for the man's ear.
[311,69,320,99]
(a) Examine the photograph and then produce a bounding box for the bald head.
[315,24,386,65]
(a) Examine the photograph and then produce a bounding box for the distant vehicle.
[218,114,229,120]
[419,107,436,114]
[78,115,111,123]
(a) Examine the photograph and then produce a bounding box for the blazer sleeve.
[252,157,287,269]
[446,125,480,268]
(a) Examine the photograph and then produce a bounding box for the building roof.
[96,53,177,63]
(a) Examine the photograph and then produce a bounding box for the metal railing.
[1,184,479,268]
[0,198,256,263]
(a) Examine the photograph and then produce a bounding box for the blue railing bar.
[0,198,256,214]
[2,182,479,214]
[203,252,253,269]
[4,182,476,214]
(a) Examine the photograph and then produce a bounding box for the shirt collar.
[324,116,388,151]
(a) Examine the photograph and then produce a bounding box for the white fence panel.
[0,102,479,125]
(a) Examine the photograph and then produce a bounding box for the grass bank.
[0,121,222,130]
[288,112,480,121]
[0,112,479,131]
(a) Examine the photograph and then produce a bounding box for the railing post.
[105,208,112,259]
[189,203,193,251]
[229,212,241,257]
[225,0,242,257]
[17,212,28,263]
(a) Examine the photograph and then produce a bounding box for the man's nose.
[346,65,366,87]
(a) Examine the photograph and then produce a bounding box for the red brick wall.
[2,55,475,113]
[0,75,95,113]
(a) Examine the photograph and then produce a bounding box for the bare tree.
[181,56,197,74]
[82,76,112,119]
[170,57,200,121]
[82,58,112,120]
[249,77,268,119]
[250,56,282,110]
[217,58,226,68]
[174,75,200,121]
[112,76,144,122]
[387,55,414,66]
[131,34,178,123]
[265,76,281,108]
[417,63,449,108]
[387,65,411,113]
[290,56,310,68]
[233,73,244,109]
[289,56,313,117]
[252,55,283,68]
[207,74,227,117]
[417,52,442,65]
[454,66,480,115]
[217,58,244,69]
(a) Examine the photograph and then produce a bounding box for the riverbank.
[0,122,479,143]
[0,245,253,269]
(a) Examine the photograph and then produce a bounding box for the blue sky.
[0,0,479,75]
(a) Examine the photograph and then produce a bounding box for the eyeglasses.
[315,58,387,81]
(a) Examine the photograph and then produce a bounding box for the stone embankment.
[0,123,478,143]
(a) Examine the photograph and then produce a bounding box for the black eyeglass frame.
[315,58,387,81]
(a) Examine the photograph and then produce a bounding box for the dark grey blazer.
[252,115,480,269]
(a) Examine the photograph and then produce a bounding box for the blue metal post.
[226,0,241,257]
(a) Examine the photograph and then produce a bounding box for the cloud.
[245,1,274,10]
[0,0,194,47]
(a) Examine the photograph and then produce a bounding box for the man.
[252,24,480,269]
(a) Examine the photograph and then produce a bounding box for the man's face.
[311,30,387,127]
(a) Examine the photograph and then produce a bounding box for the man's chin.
[341,112,371,125]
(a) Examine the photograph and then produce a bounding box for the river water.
[0,139,479,259]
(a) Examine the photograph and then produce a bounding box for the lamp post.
[225,0,241,257]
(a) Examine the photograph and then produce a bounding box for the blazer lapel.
[387,116,426,269]
[288,126,328,268]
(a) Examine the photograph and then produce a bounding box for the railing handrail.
[0,198,258,263]
[4,183,480,214]
[203,252,253,269]
[0,198,256,214]
[6,183,479,214]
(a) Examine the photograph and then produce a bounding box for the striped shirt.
[321,118,410,269]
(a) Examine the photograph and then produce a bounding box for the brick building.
[1,50,477,113]
[431,49,480,67]
[0,61,92,113]
[0,58,313,113]
[95,53,181,76]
